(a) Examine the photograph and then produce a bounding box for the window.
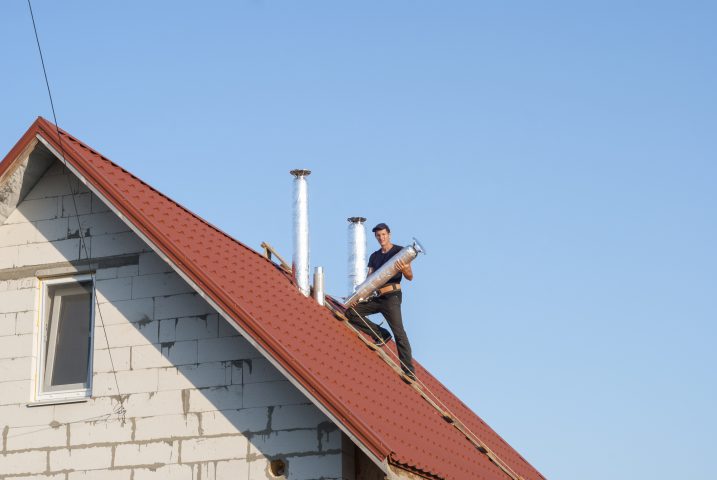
[37,275,95,401]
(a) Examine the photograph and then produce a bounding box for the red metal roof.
[0,118,545,480]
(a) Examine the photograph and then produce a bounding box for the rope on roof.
[325,300,527,480]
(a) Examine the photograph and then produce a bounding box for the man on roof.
[346,223,416,380]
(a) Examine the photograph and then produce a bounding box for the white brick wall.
[76,211,128,237]
[0,450,47,475]
[0,357,32,382]
[235,357,285,385]
[6,423,66,451]
[0,380,32,406]
[243,381,309,408]
[96,276,133,303]
[201,408,269,435]
[154,293,214,320]
[114,440,179,467]
[97,321,159,348]
[4,197,59,224]
[61,192,91,217]
[0,312,15,336]
[70,419,132,446]
[272,404,331,430]
[157,363,231,391]
[49,446,113,471]
[0,289,35,316]
[24,172,88,200]
[0,245,17,269]
[0,160,350,479]
[0,334,33,360]
[90,232,149,258]
[198,336,256,363]
[188,385,244,412]
[133,414,199,441]
[286,454,344,480]
[15,311,36,335]
[181,436,247,463]
[17,238,85,266]
[51,396,117,425]
[133,464,192,480]
[93,368,159,396]
[131,344,179,369]
[93,347,131,373]
[218,458,251,479]
[137,252,172,276]
[68,470,131,480]
[249,429,337,457]
[131,272,194,299]
[97,297,154,326]
[159,314,219,342]
[12,473,67,480]
[118,391,187,418]
[0,404,55,428]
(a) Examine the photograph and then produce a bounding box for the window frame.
[35,274,96,402]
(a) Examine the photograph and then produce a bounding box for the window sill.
[27,396,91,408]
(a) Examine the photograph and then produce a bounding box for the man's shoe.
[373,334,392,347]
[401,369,417,383]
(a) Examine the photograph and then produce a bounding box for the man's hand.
[395,258,413,281]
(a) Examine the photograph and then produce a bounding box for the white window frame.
[35,274,96,402]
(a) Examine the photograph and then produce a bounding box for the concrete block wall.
[0,161,355,479]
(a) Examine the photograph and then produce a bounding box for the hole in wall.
[269,458,287,477]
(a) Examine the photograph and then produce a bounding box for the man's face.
[374,229,391,248]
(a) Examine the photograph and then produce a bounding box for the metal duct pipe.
[344,238,426,308]
[290,169,311,297]
[347,217,367,295]
[313,267,325,306]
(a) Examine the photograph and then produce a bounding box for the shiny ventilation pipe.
[290,169,311,297]
[313,267,325,306]
[347,217,367,296]
[344,238,426,308]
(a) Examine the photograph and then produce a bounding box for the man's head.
[372,223,391,248]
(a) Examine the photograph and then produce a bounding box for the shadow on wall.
[0,158,378,479]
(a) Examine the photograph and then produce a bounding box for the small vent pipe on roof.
[313,267,325,306]
[344,238,426,308]
[347,217,367,296]
[290,169,311,297]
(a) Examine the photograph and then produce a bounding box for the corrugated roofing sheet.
[0,118,545,480]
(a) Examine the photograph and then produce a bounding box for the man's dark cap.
[372,222,390,233]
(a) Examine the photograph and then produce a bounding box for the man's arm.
[395,259,413,281]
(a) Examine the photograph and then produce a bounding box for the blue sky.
[2,2,715,478]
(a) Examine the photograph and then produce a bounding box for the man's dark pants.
[346,291,414,374]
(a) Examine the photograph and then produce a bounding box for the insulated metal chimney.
[290,169,311,297]
[347,217,367,295]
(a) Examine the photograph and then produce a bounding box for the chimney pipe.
[290,169,311,297]
[313,267,325,306]
[347,217,367,295]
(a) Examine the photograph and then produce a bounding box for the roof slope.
[0,118,544,480]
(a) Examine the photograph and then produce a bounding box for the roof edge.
[22,119,393,473]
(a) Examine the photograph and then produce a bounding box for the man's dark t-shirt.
[368,245,403,285]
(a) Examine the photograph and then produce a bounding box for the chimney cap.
[347,217,367,223]
[290,169,311,177]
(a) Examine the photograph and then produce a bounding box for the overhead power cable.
[26,0,126,421]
